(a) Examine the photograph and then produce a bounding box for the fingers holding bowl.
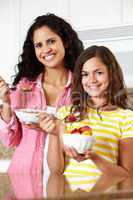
[63,145,86,162]
[38,113,59,135]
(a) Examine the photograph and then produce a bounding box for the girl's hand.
[0,76,10,104]
[84,149,96,159]
[63,145,91,162]
[63,145,96,162]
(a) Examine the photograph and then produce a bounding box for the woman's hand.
[22,113,60,135]
[38,112,60,135]
[0,76,10,104]
[23,122,42,131]
[0,76,12,123]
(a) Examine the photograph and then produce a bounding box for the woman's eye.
[47,39,56,45]
[34,43,42,48]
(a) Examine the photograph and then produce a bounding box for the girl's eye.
[34,42,42,48]
[81,72,88,77]
[96,71,103,75]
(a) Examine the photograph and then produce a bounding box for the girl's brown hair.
[71,45,130,119]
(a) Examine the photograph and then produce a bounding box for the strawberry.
[65,114,77,122]
[79,126,92,134]
[71,128,81,134]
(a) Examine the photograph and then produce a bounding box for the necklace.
[88,101,117,120]
[88,101,109,110]
[96,102,109,120]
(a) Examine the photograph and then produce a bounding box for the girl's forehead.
[82,57,107,71]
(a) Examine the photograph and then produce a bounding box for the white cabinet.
[123,0,133,23]
[69,0,133,30]
[69,0,122,30]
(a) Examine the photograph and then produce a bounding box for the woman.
[45,45,133,179]
[0,13,84,173]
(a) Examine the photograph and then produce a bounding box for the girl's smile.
[82,57,109,100]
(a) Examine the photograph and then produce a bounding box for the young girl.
[0,13,84,173]
[43,45,133,180]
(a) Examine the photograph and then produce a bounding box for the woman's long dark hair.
[13,13,84,85]
[71,45,130,118]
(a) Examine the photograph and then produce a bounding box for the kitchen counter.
[0,172,133,200]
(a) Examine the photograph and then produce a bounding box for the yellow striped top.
[57,106,133,177]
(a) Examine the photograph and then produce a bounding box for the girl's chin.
[87,93,101,98]
[87,90,106,98]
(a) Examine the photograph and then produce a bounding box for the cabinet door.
[69,0,122,30]
[0,0,19,83]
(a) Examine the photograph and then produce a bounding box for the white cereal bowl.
[15,109,40,124]
[62,134,95,154]
[15,107,56,124]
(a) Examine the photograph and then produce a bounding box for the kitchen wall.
[0,0,133,171]
[0,0,133,85]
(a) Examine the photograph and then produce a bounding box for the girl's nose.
[89,74,97,83]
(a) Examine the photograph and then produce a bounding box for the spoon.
[9,85,32,92]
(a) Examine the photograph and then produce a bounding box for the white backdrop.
[0,0,133,87]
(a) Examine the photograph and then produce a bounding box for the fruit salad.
[65,114,92,136]
[70,126,92,135]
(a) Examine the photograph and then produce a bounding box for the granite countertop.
[0,173,133,200]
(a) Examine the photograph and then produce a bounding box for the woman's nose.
[42,45,52,54]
